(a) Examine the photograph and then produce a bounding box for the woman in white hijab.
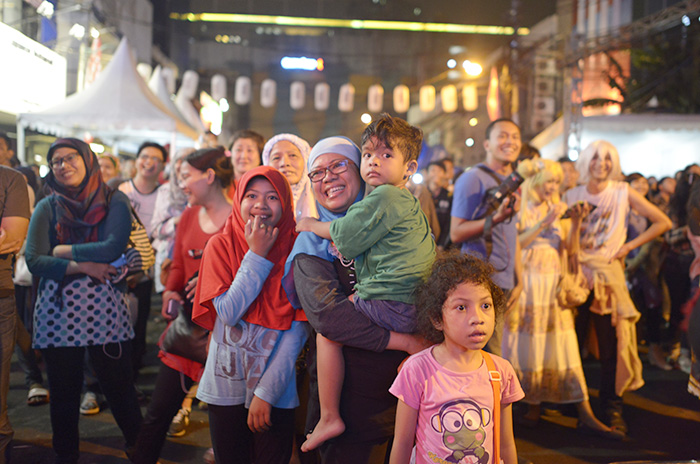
[262,134,317,219]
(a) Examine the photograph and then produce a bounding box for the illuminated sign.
[280,56,324,71]
[0,21,66,115]
[171,13,530,36]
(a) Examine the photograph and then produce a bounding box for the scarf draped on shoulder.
[45,138,109,244]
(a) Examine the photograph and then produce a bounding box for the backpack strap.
[482,351,502,464]
[476,164,503,187]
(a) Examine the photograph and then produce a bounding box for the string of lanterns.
[207,74,481,114]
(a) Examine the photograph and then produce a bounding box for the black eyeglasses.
[308,160,350,183]
[49,152,80,170]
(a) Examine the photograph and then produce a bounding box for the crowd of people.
[0,115,698,464]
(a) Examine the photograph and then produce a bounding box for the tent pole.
[170,132,177,158]
[16,123,25,165]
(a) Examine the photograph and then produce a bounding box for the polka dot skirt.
[33,277,135,349]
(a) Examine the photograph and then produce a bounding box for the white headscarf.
[262,133,317,219]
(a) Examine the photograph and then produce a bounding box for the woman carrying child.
[193,166,309,464]
[286,135,429,462]
[389,251,524,464]
[296,114,435,451]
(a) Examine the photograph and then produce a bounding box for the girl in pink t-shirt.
[389,252,524,464]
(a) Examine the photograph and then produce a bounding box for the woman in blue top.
[284,137,427,463]
[25,138,142,464]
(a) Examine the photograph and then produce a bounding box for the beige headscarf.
[262,133,317,219]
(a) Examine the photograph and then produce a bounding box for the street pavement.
[5,304,700,464]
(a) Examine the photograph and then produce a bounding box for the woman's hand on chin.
[245,215,279,257]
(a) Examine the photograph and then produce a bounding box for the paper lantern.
[136,63,152,82]
[463,84,478,111]
[338,83,355,112]
[179,70,199,99]
[175,71,205,132]
[315,83,330,111]
[211,74,227,102]
[419,85,435,112]
[290,81,305,110]
[161,67,176,95]
[367,84,384,113]
[487,67,501,121]
[393,85,410,113]
[441,85,458,113]
[234,76,251,105]
[260,79,276,108]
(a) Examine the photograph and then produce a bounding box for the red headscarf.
[45,138,109,244]
[193,166,299,331]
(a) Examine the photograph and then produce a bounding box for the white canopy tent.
[148,65,190,127]
[531,114,700,177]
[17,38,198,160]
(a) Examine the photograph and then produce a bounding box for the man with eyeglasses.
[116,141,166,396]
[118,142,167,237]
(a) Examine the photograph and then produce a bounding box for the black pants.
[208,403,295,464]
[42,342,142,464]
[130,279,153,377]
[132,361,195,464]
[576,294,623,414]
[662,251,693,345]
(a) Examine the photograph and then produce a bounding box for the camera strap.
[476,164,504,260]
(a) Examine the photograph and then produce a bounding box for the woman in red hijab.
[193,166,308,464]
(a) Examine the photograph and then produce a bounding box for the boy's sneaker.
[167,408,190,437]
[80,392,101,415]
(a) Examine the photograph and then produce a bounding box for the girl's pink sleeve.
[499,358,525,405]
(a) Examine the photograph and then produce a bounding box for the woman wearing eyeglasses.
[25,138,142,464]
[283,137,427,463]
[130,147,232,464]
[262,133,317,220]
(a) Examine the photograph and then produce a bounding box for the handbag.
[13,253,32,287]
[159,294,209,365]
[124,209,155,273]
[557,250,590,309]
[107,190,155,274]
